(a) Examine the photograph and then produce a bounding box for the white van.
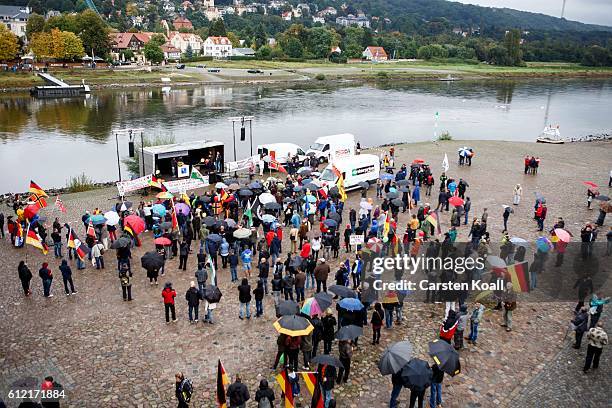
[306,133,356,164]
[320,154,380,190]
[256,143,307,165]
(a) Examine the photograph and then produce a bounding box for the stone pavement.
[1,140,611,407]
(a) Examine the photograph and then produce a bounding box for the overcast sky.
[454,0,612,26]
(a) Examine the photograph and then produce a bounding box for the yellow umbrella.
[156,191,174,199]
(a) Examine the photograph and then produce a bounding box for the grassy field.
[1,60,611,90]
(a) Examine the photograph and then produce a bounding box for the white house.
[313,16,325,24]
[169,31,204,54]
[0,5,29,38]
[203,36,232,58]
[232,47,255,57]
[362,46,388,61]
[336,14,370,28]
[161,43,181,61]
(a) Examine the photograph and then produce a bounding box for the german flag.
[301,372,324,407]
[216,359,230,408]
[301,372,317,396]
[276,368,294,408]
[25,225,48,255]
[425,210,442,235]
[506,261,530,292]
[29,180,48,197]
[67,227,89,260]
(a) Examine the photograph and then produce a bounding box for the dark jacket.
[371,308,384,326]
[229,253,239,268]
[18,263,32,282]
[271,275,283,292]
[253,284,265,301]
[59,261,72,279]
[294,271,306,288]
[227,381,250,407]
[282,274,295,290]
[432,364,445,384]
[573,310,589,334]
[238,283,252,303]
[258,261,270,279]
[185,287,201,307]
[314,263,330,281]
[195,268,208,284]
[322,315,337,341]
[255,386,275,405]
[39,266,52,281]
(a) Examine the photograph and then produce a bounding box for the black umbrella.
[264,202,282,210]
[273,315,313,336]
[391,198,403,207]
[327,212,341,222]
[328,186,340,197]
[323,219,338,228]
[159,221,172,230]
[379,341,414,375]
[311,354,344,369]
[203,285,222,303]
[387,192,399,199]
[428,340,461,376]
[304,183,319,192]
[328,285,357,298]
[594,195,610,201]
[202,216,218,227]
[283,197,296,204]
[400,358,433,391]
[298,169,312,176]
[314,292,333,310]
[141,251,164,270]
[110,236,131,249]
[396,180,410,186]
[239,189,253,197]
[359,181,370,190]
[277,300,300,316]
[207,233,222,243]
[200,196,212,203]
[224,178,239,185]
[335,324,363,340]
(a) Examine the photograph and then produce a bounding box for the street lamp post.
[112,128,146,181]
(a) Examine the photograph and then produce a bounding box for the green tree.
[581,45,610,67]
[284,37,303,58]
[30,31,54,60]
[417,44,448,59]
[343,27,365,58]
[209,19,227,37]
[255,45,272,59]
[504,29,523,66]
[308,27,333,58]
[488,45,511,66]
[185,44,193,59]
[120,49,135,61]
[0,24,19,61]
[26,13,45,41]
[77,10,111,58]
[150,33,166,47]
[253,23,267,49]
[143,42,164,64]
[57,30,84,61]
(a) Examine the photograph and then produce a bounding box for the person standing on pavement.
[17,261,32,296]
[119,262,132,301]
[253,280,265,318]
[467,302,485,345]
[162,282,177,323]
[185,281,201,324]
[294,269,306,302]
[584,322,608,373]
[179,241,189,271]
[322,309,337,354]
[589,293,610,329]
[389,370,404,408]
[513,184,522,205]
[371,302,384,344]
[227,374,250,408]
[314,258,330,293]
[336,340,353,384]
[429,364,444,408]
[501,282,516,332]
[39,262,53,298]
[195,264,208,293]
[229,250,239,282]
[175,372,192,408]
[255,379,275,407]
[572,306,589,349]
[257,257,270,295]
[0,211,4,238]
[59,259,76,296]
[238,278,252,320]
[92,241,105,270]
[51,229,62,258]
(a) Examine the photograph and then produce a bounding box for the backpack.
[119,269,129,286]
[181,378,193,403]
[258,396,272,408]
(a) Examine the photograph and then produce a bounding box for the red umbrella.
[23,204,40,220]
[583,181,598,188]
[154,237,172,246]
[124,214,145,235]
[448,196,464,207]
[367,237,383,252]
[412,158,425,164]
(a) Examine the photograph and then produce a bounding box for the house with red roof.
[362,46,388,61]
[173,16,193,30]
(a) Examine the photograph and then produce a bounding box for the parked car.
[196,65,206,68]
[176,64,186,69]
[247,69,263,74]
[208,68,221,73]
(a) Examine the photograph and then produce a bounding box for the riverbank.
[2,60,611,93]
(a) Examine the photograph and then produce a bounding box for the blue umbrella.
[303,195,317,203]
[152,204,166,217]
[380,173,394,181]
[262,214,276,223]
[338,297,364,311]
[323,219,338,228]
[90,214,107,225]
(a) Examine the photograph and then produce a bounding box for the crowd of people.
[1,145,610,408]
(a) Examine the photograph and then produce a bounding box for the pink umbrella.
[154,237,172,246]
[554,228,571,243]
[367,237,383,252]
[124,214,145,235]
[448,196,464,207]
[583,181,598,189]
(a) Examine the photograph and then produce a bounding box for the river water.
[0,78,610,192]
